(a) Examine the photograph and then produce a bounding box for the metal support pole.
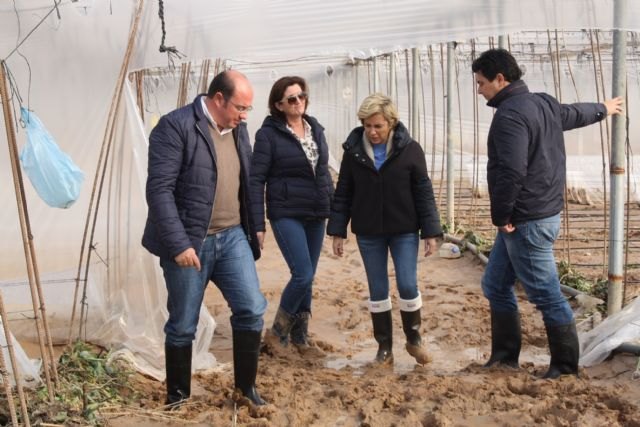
[355,61,359,110]
[446,42,455,231]
[372,56,379,93]
[389,52,396,103]
[411,47,420,140]
[498,1,507,50]
[498,35,506,49]
[608,0,627,315]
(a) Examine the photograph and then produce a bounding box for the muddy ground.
[104,225,640,427]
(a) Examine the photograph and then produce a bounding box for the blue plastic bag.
[19,108,84,208]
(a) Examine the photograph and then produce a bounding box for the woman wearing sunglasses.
[327,93,441,365]
[250,76,333,356]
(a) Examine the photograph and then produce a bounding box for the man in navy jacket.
[142,70,267,407]
[472,49,623,378]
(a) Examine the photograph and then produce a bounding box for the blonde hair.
[357,93,398,128]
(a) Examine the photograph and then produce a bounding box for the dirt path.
[106,229,640,426]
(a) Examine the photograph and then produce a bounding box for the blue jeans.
[356,233,420,302]
[481,214,573,327]
[160,225,267,347]
[271,218,326,315]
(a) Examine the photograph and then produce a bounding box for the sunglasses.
[282,92,308,105]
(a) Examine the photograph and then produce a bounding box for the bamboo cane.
[135,70,145,123]
[0,60,55,400]
[437,43,446,210]
[69,0,145,342]
[0,310,19,426]
[199,59,211,94]
[0,291,31,426]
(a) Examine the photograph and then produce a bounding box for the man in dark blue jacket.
[472,49,623,378]
[142,70,267,407]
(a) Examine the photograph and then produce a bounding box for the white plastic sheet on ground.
[580,297,640,366]
[0,316,41,388]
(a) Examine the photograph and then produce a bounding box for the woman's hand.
[424,238,438,257]
[256,231,265,250]
[333,236,344,257]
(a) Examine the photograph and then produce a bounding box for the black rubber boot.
[371,311,393,364]
[290,311,325,357]
[400,309,431,364]
[543,322,579,379]
[270,306,296,346]
[233,329,266,406]
[165,344,192,408]
[290,312,310,345]
[484,310,521,369]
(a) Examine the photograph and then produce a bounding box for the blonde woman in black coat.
[327,93,442,365]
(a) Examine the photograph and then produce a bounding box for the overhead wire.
[4,0,62,62]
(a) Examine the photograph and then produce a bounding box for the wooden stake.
[69,0,146,343]
[0,314,19,426]
[0,60,56,400]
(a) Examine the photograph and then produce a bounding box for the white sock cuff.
[399,293,422,312]
[369,298,392,313]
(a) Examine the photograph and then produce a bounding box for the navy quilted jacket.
[486,80,606,226]
[142,95,260,260]
[249,115,334,231]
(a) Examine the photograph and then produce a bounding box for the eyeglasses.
[282,92,308,105]
[228,100,253,113]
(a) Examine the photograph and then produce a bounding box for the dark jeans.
[270,217,326,315]
[160,225,267,346]
[356,232,420,302]
[481,214,573,327]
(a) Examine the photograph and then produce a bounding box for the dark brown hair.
[268,76,309,121]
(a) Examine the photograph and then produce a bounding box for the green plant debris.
[3,341,139,426]
[557,260,608,306]
[463,230,493,255]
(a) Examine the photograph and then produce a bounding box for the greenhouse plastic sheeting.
[1,0,640,381]
[580,297,640,366]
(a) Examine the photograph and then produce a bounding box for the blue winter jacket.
[142,95,260,260]
[486,80,606,226]
[249,115,334,231]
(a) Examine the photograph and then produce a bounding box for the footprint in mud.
[424,318,439,329]
[523,335,547,347]
[348,259,361,267]
[330,297,347,308]
[262,289,278,299]
[313,339,338,353]
[506,377,544,398]
[338,309,365,330]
